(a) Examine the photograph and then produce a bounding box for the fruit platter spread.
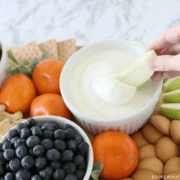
[0,38,180,180]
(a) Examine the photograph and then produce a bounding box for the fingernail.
[146,58,158,71]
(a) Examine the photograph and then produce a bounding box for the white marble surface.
[0,0,180,47]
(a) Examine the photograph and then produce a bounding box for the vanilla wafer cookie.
[39,38,58,59]
[58,38,76,63]
[76,46,84,51]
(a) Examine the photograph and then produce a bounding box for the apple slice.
[162,89,180,103]
[116,49,157,87]
[160,103,180,120]
[127,40,146,49]
[164,76,180,92]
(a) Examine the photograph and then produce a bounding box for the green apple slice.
[127,40,146,49]
[160,103,180,120]
[163,79,168,83]
[164,76,180,92]
[116,49,157,87]
[162,89,180,103]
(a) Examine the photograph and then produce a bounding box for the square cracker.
[39,38,58,59]
[58,38,76,63]
[8,41,43,66]
[76,46,84,51]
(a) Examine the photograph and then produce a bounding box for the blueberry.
[50,161,61,169]
[54,129,66,140]
[74,169,85,180]
[0,178,4,180]
[67,140,78,152]
[73,155,84,166]
[33,145,45,156]
[64,174,77,180]
[3,149,14,161]
[54,139,66,152]
[0,152,6,165]
[0,166,4,176]
[14,138,26,148]
[29,149,35,157]
[65,129,75,139]
[7,129,18,141]
[41,139,53,150]
[6,162,11,171]
[4,172,14,180]
[31,126,42,137]
[53,169,65,180]
[35,157,47,169]
[21,155,34,169]
[41,122,58,131]
[77,142,89,157]
[20,128,30,139]
[39,166,53,179]
[63,162,76,174]
[16,123,27,134]
[63,124,74,130]
[43,130,54,139]
[15,145,28,159]
[0,143,3,152]
[62,150,74,162]
[75,134,84,144]
[2,141,12,151]
[31,174,42,180]
[46,149,61,161]
[15,169,31,180]
[78,160,87,170]
[25,118,36,128]
[9,158,21,171]
[10,136,20,144]
[26,136,40,148]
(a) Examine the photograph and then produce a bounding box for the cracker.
[0,118,14,139]
[58,38,76,63]
[11,41,43,65]
[39,38,58,59]
[76,46,84,51]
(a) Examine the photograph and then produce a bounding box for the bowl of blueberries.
[0,115,94,180]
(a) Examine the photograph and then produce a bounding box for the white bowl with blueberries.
[0,116,94,180]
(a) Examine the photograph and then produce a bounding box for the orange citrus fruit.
[0,74,37,114]
[32,59,64,94]
[30,93,71,119]
[92,131,138,179]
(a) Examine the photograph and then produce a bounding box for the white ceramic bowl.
[60,40,163,135]
[0,41,8,88]
[0,116,94,180]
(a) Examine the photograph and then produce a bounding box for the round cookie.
[164,157,180,175]
[138,144,156,160]
[170,120,180,144]
[150,115,170,135]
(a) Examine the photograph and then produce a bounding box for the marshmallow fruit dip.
[68,49,158,119]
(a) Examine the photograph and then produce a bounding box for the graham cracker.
[8,41,43,66]
[39,38,58,59]
[76,46,84,51]
[58,38,76,63]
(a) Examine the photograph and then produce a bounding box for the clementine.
[0,74,37,114]
[92,131,138,179]
[30,93,71,119]
[32,59,64,94]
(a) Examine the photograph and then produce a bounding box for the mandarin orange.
[92,131,138,179]
[30,93,71,119]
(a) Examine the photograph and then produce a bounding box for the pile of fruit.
[0,118,89,180]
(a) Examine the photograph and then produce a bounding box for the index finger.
[145,26,180,54]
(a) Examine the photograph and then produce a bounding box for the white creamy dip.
[68,49,157,119]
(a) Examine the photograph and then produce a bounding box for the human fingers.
[151,71,180,82]
[145,26,180,54]
[147,54,180,71]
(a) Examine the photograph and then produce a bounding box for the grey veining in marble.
[0,0,180,47]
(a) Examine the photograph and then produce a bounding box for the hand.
[145,26,180,82]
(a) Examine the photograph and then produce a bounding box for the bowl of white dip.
[0,41,8,88]
[60,40,163,135]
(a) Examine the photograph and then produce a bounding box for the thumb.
[146,54,180,71]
